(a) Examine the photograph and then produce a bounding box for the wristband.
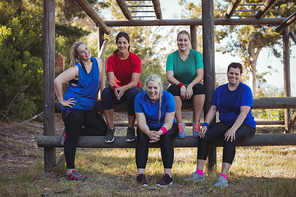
[177,82,185,88]
[203,122,209,128]
[112,85,118,92]
[159,127,167,135]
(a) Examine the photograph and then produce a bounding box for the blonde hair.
[145,74,163,123]
[70,41,86,67]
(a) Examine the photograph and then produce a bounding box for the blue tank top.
[61,57,99,111]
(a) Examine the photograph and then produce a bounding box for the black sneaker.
[105,128,116,143]
[137,173,148,186]
[156,174,173,187]
[125,127,136,142]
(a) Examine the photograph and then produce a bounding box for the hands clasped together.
[147,130,163,143]
[180,85,193,100]
[114,86,127,100]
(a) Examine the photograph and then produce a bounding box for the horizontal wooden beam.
[255,0,277,19]
[37,133,296,148]
[104,18,285,26]
[75,0,111,34]
[55,97,296,113]
[275,11,296,33]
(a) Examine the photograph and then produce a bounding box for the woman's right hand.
[60,98,76,108]
[180,86,187,100]
[199,126,208,138]
[148,130,160,143]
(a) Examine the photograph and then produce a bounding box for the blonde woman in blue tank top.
[54,41,107,180]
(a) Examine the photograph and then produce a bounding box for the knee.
[102,88,113,99]
[167,84,180,96]
[126,87,142,98]
[193,84,205,95]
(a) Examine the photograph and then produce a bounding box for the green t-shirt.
[166,49,204,87]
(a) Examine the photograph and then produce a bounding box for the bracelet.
[203,122,209,128]
[177,82,185,88]
[159,127,167,135]
[112,85,118,92]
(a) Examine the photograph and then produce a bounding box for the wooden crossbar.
[37,133,296,148]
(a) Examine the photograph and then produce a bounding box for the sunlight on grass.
[1,145,296,196]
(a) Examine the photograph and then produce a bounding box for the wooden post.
[283,27,291,133]
[202,0,216,172]
[98,29,106,92]
[43,0,56,173]
[190,25,197,51]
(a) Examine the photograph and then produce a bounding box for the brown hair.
[177,30,190,40]
[227,62,243,74]
[112,32,131,56]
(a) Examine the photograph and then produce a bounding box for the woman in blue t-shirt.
[186,62,256,188]
[54,41,107,181]
[134,74,178,187]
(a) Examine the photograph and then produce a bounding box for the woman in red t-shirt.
[101,32,143,143]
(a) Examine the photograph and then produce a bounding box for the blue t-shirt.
[62,57,99,111]
[211,82,256,128]
[134,90,176,129]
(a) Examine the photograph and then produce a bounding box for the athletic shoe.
[178,122,186,139]
[137,173,148,186]
[105,128,116,143]
[213,175,228,188]
[125,127,136,142]
[192,122,200,138]
[66,170,87,181]
[156,174,173,187]
[185,171,205,182]
[61,130,66,146]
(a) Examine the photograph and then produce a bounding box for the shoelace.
[193,123,200,132]
[178,124,184,133]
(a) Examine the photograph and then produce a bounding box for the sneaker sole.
[178,135,186,139]
[105,137,115,143]
[156,181,173,187]
[125,138,136,142]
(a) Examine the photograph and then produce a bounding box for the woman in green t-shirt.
[166,30,205,139]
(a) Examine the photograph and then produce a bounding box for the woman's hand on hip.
[60,98,76,108]
[224,128,236,142]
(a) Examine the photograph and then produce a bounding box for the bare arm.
[95,58,104,101]
[225,106,251,142]
[54,66,78,107]
[199,105,217,138]
[157,112,175,135]
[186,68,204,99]
[166,70,186,99]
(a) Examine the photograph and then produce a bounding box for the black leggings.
[167,83,205,97]
[63,109,108,169]
[136,123,178,169]
[101,87,143,116]
[198,122,255,164]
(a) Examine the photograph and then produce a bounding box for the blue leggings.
[136,123,178,169]
[198,122,255,164]
[101,87,143,116]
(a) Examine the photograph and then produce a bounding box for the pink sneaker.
[66,170,87,181]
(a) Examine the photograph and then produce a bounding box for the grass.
[1,144,296,196]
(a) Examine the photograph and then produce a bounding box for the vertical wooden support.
[283,27,291,133]
[190,25,197,51]
[202,0,216,171]
[98,29,106,91]
[43,0,56,172]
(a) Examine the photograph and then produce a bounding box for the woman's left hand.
[149,131,160,143]
[224,128,236,142]
[114,86,126,100]
[185,85,193,100]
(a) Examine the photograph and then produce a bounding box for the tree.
[214,0,296,95]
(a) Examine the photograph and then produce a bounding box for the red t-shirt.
[106,52,141,87]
